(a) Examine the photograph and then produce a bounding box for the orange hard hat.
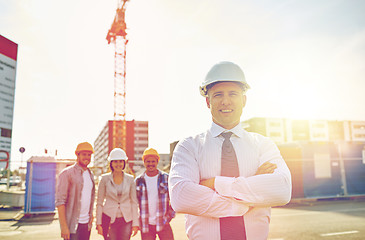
[75,142,94,155]
[142,148,160,161]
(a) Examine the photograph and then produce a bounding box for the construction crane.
[106,0,129,150]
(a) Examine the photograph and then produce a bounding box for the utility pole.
[337,142,348,196]
[19,147,25,188]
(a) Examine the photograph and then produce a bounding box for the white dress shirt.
[169,122,292,240]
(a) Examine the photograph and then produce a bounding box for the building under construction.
[93,120,148,177]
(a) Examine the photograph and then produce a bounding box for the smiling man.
[169,61,292,240]
[135,148,175,240]
[56,142,95,240]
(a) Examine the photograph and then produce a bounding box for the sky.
[1,0,365,170]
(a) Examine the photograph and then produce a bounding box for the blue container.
[341,142,365,195]
[301,142,343,198]
[279,142,365,199]
[278,143,305,199]
[24,161,56,213]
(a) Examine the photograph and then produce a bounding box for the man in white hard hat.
[169,61,292,240]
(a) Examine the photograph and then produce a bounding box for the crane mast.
[106,0,129,150]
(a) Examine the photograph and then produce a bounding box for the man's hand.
[200,177,215,190]
[96,225,103,236]
[60,224,70,240]
[89,215,94,226]
[57,205,70,240]
[255,162,277,175]
[131,226,139,237]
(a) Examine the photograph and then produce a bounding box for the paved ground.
[0,184,188,239]
[268,197,365,240]
[1,196,364,239]
[0,207,188,240]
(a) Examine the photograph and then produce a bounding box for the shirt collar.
[74,162,83,171]
[74,162,89,173]
[142,169,161,178]
[209,122,245,138]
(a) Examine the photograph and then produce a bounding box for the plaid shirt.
[135,170,175,233]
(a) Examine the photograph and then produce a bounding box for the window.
[1,128,11,138]
[313,133,326,138]
[354,134,365,138]
[312,123,325,128]
[269,122,281,127]
[136,137,148,141]
[135,130,148,134]
[269,132,282,137]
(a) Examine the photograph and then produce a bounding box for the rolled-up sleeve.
[55,170,69,207]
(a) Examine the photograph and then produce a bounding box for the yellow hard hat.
[75,142,94,155]
[142,148,160,161]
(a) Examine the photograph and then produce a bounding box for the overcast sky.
[1,0,365,170]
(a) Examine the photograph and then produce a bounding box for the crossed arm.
[200,161,278,190]
[169,138,292,218]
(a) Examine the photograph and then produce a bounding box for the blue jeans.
[69,223,90,240]
[109,217,132,240]
[141,224,174,240]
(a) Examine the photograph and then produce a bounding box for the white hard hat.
[108,148,128,162]
[199,61,250,97]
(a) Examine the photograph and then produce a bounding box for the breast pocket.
[158,182,168,194]
[136,185,143,199]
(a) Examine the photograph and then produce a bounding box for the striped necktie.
[219,132,246,240]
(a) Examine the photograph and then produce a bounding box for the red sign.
[0,150,9,169]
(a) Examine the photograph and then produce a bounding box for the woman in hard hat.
[96,148,139,240]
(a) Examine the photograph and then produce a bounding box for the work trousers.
[141,223,174,240]
[69,223,90,240]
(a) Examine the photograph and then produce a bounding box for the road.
[268,198,365,240]
[0,198,364,239]
[0,210,188,240]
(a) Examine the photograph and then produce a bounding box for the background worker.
[96,148,139,240]
[169,61,292,240]
[56,142,95,240]
[135,148,175,240]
